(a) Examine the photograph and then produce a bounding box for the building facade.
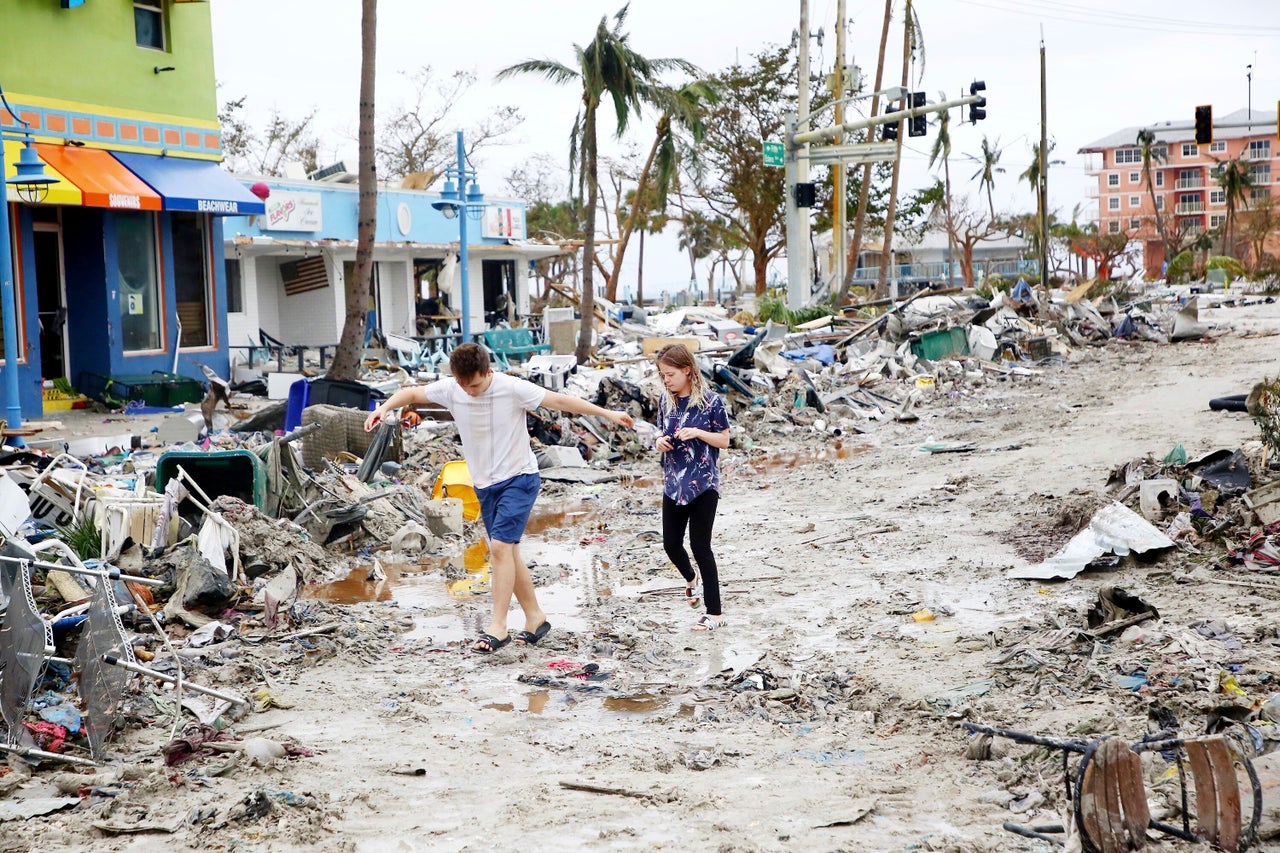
[1,0,262,416]
[220,177,561,359]
[1079,108,1278,278]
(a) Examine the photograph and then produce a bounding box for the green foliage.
[57,515,101,562]
[1206,255,1245,280]
[1166,250,1194,283]
[755,295,833,326]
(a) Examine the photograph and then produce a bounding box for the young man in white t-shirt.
[365,343,635,653]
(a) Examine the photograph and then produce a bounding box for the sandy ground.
[9,299,1280,852]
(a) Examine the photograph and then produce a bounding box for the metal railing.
[1174,178,1203,189]
[1175,202,1205,214]
[848,258,1038,287]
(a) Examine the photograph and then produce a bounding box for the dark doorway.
[482,259,514,326]
[33,226,66,381]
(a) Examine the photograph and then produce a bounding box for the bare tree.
[377,67,522,183]
[218,94,321,176]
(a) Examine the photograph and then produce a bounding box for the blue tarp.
[112,152,265,215]
[780,344,835,365]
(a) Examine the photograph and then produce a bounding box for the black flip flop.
[513,621,552,646]
[472,632,511,654]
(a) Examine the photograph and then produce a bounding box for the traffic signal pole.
[787,0,812,312]
[792,93,985,146]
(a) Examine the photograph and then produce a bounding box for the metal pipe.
[0,554,163,586]
[0,742,97,767]
[102,654,245,705]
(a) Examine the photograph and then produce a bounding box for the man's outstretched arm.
[539,390,635,430]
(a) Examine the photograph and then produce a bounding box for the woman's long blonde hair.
[655,343,710,415]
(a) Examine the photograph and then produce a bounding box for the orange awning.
[3,140,81,206]
[34,144,161,211]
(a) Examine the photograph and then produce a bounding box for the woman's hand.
[655,435,673,452]
[609,410,635,429]
[363,408,385,432]
[673,427,702,442]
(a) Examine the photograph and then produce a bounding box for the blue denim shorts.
[475,472,541,543]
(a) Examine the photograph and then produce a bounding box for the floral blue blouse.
[659,392,730,505]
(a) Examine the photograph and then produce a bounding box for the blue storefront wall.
[8,205,230,418]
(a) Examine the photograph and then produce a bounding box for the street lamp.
[1,89,57,443]
[431,131,485,343]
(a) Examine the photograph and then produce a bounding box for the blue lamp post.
[431,131,485,343]
[0,92,57,443]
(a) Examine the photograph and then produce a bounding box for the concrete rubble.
[1,278,1279,847]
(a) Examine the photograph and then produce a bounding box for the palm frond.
[495,58,579,86]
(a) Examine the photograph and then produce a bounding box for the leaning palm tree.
[928,91,955,283]
[1135,129,1168,273]
[1214,156,1253,259]
[968,136,1005,219]
[603,79,716,302]
[328,0,377,381]
[498,6,697,363]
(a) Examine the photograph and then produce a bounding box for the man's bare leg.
[509,542,547,634]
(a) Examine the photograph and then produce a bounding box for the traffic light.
[909,91,927,137]
[1194,105,1213,146]
[968,80,987,122]
[882,120,898,141]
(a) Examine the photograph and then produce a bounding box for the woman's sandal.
[692,614,724,631]
[685,582,702,607]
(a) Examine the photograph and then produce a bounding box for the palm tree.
[1018,140,1058,274]
[1213,156,1253,258]
[327,0,377,381]
[1135,129,1168,273]
[877,0,923,297]
[677,210,715,298]
[928,90,954,284]
[968,136,1004,219]
[498,6,696,363]
[845,0,895,292]
[603,79,716,302]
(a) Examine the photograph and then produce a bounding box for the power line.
[949,0,1280,37]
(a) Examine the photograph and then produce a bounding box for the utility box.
[707,319,745,343]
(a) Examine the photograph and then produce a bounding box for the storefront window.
[225,258,243,314]
[116,212,161,352]
[172,213,210,347]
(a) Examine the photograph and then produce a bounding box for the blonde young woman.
[653,344,731,630]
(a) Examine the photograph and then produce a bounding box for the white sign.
[481,205,526,240]
[263,190,323,232]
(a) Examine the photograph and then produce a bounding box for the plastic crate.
[79,371,205,407]
[910,327,970,361]
[155,450,267,510]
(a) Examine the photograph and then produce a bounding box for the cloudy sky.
[210,0,1280,292]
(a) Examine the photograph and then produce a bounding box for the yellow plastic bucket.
[432,460,481,521]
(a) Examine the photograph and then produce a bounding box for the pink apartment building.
[1079,108,1278,278]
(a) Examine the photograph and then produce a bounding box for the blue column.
[0,152,25,444]
[456,131,471,343]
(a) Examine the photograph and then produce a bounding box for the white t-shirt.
[423,372,548,489]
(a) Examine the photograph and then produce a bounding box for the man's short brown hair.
[449,342,491,379]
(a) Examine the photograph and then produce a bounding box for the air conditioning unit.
[307,162,357,183]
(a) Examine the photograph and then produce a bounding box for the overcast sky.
[210,0,1280,293]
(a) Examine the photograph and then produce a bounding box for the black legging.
[662,489,721,617]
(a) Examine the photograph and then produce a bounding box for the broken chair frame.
[964,722,1261,852]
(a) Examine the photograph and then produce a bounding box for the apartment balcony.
[1176,202,1205,214]
[1245,147,1273,161]
[1174,178,1203,189]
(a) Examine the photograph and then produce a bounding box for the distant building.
[0,1,263,416]
[1079,108,1278,277]
[220,177,563,356]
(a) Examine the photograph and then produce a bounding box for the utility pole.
[831,0,847,296]
[1039,30,1048,292]
[786,0,812,310]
